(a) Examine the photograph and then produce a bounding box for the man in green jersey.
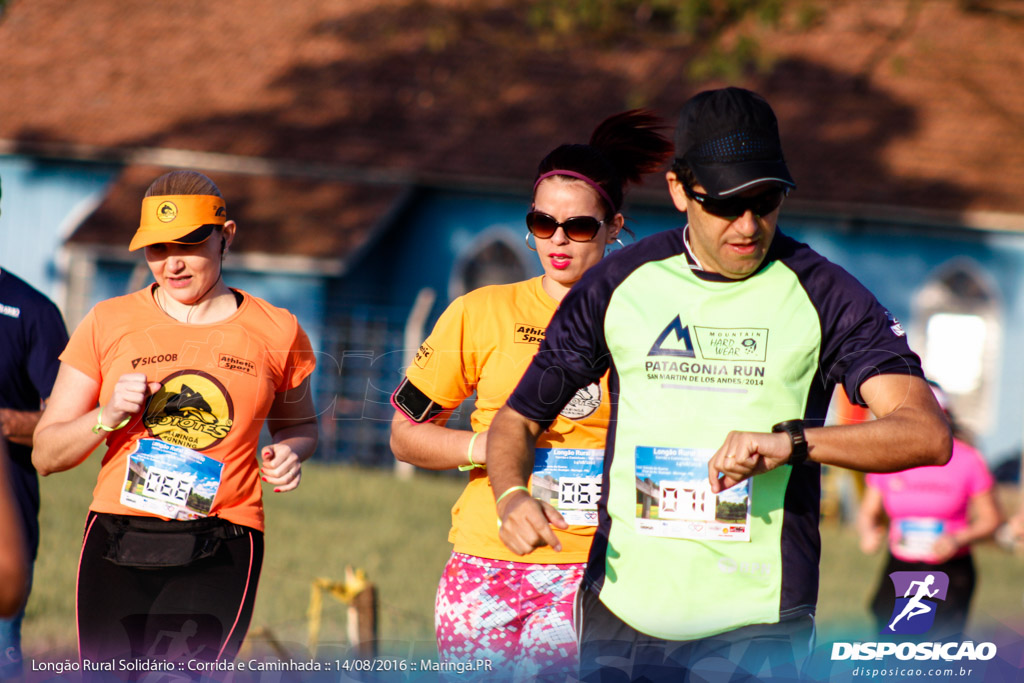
[487,87,951,681]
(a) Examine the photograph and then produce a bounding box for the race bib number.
[895,518,944,561]
[121,439,224,520]
[531,448,603,526]
[634,446,751,542]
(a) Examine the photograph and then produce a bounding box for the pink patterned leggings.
[435,552,585,681]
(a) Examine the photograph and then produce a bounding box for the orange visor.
[130,194,227,251]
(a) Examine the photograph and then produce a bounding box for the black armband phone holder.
[392,377,446,424]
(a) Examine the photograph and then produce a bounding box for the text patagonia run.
[831,641,997,662]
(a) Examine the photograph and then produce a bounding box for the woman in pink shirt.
[858,382,1002,637]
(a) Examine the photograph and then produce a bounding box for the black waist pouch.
[98,513,247,569]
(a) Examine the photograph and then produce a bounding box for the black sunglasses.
[682,184,788,219]
[526,211,605,243]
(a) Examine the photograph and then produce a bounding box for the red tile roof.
[1,0,1021,252]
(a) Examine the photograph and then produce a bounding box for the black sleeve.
[507,266,614,429]
[780,235,924,406]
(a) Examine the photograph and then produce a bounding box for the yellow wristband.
[495,485,530,506]
[457,431,485,472]
[92,407,130,435]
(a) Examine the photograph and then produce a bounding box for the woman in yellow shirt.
[390,111,671,680]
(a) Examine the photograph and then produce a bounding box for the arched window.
[449,227,530,299]
[439,227,532,435]
[911,258,1001,435]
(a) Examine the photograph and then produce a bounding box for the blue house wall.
[6,165,1022,467]
[338,188,1024,467]
[778,219,1023,467]
[0,157,117,298]
[334,189,542,308]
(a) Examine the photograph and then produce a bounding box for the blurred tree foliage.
[526,0,826,81]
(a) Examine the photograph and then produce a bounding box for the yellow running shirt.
[404,276,610,563]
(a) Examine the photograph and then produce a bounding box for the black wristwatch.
[772,419,809,467]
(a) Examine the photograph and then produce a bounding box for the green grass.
[25,460,464,660]
[24,463,1022,661]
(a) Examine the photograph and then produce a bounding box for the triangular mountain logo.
[648,315,696,358]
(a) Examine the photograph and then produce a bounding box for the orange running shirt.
[404,276,610,563]
[60,285,316,531]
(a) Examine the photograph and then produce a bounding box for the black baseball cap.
[675,87,796,198]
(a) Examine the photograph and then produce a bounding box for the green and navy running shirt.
[507,227,922,641]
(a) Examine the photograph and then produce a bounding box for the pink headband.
[533,170,615,211]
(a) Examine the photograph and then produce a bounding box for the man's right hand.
[497,490,567,555]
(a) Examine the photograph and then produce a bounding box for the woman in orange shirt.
[390,111,671,680]
[33,170,318,670]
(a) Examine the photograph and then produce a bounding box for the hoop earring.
[605,238,625,255]
[525,232,537,252]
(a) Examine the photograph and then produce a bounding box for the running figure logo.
[884,571,949,635]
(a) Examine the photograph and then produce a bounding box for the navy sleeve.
[776,233,923,407]
[507,263,615,429]
[26,296,69,400]
[0,274,69,411]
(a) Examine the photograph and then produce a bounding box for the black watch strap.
[772,419,809,467]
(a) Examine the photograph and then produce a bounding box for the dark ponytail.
[534,109,673,218]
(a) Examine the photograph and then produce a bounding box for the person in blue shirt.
[0,175,70,679]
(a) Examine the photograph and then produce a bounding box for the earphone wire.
[157,253,225,324]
